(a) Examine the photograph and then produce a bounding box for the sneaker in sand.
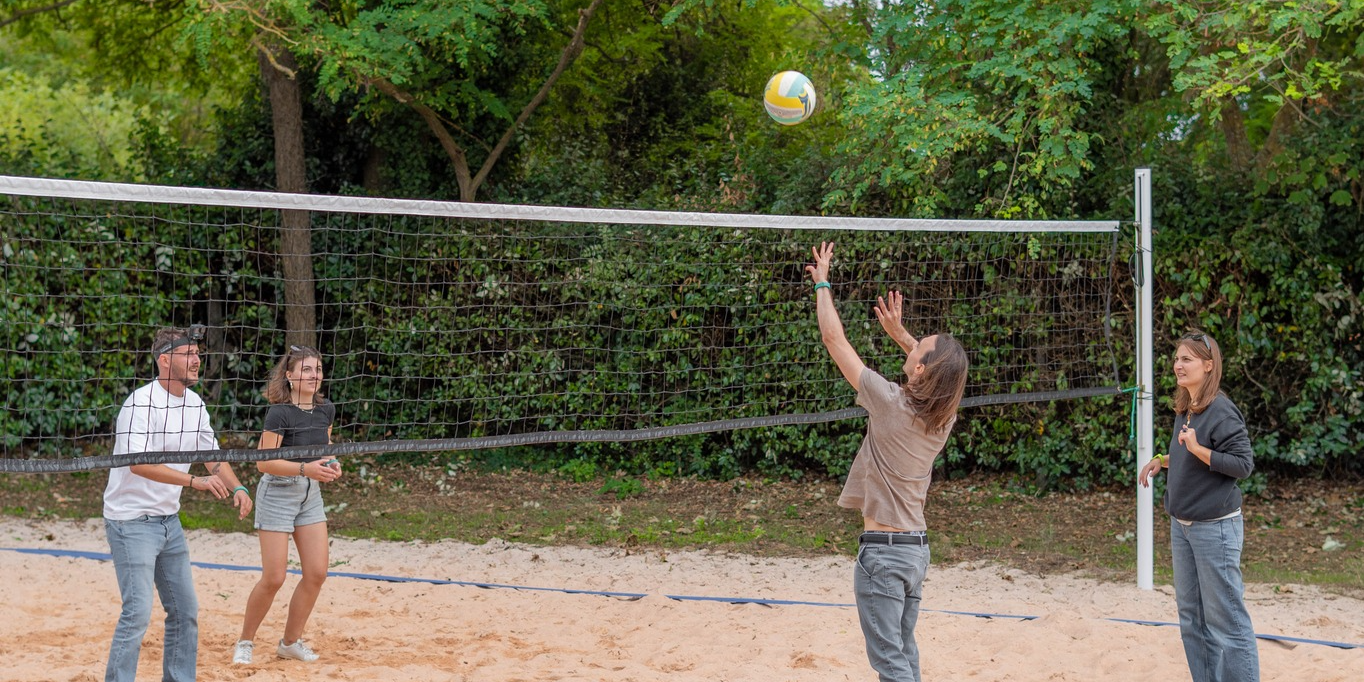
[232,640,253,665]
[276,638,319,662]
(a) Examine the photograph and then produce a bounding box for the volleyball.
[763,71,817,125]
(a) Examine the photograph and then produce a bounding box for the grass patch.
[1,465,1360,594]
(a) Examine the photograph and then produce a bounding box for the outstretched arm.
[129,463,228,497]
[873,290,919,356]
[806,242,866,391]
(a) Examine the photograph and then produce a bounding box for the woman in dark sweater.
[1140,331,1259,682]
[232,345,342,665]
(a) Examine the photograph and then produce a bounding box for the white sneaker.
[232,640,253,665]
[277,638,319,662]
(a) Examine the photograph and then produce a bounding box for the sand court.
[1,517,1360,681]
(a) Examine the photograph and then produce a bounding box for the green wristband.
[813,281,831,292]
[232,485,249,496]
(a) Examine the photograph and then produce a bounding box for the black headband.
[153,324,206,357]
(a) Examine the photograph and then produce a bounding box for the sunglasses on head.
[287,345,320,358]
[1185,334,1211,352]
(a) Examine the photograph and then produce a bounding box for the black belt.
[859,532,928,546]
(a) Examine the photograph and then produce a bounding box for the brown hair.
[150,327,189,360]
[904,334,969,432]
[264,345,323,405]
[1173,330,1222,415]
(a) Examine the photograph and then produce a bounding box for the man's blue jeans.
[853,542,930,682]
[1170,515,1260,682]
[104,515,198,682]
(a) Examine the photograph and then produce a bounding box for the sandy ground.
[0,517,1361,681]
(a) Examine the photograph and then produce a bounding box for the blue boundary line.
[5,546,1359,650]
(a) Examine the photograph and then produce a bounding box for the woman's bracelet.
[185,475,196,488]
[299,462,306,476]
[813,281,831,292]
[232,485,249,496]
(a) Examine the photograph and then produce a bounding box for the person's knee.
[259,570,288,593]
[117,597,154,627]
[176,592,199,620]
[116,581,156,620]
[167,604,200,631]
[299,567,327,588]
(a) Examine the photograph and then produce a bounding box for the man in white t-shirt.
[103,326,253,682]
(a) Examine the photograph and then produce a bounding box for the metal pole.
[1135,168,1155,590]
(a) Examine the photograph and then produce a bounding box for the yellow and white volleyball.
[763,71,817,125]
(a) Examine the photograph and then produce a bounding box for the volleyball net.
[0,176,1125,473]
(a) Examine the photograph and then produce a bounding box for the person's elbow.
[821,327,849,350]
[128,464,159,479]
[1213,451,1255,479]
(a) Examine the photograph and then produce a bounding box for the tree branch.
[252,35,297,79]
[0,0,79,30]
[370,78,475,200]
[468,0,604,197]
[788,0,836,37]
[1254,35,1318,172]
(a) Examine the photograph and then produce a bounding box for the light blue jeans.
[104,515,198,682]
[853,542,930,682]
[1170,515,1260,682]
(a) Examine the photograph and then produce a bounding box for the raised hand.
[805,242,834,284]
[874,290,917,354]
[874,290,907,334]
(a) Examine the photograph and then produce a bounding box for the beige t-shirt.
[838,367,954,531]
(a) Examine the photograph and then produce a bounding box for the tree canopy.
[2,0,1361,485]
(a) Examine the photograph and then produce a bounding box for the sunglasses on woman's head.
[1186,334,1211,351]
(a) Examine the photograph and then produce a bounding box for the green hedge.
[2,168,1360,486]
[3,195,1125,480]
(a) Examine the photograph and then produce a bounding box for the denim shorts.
[254,473,327,532]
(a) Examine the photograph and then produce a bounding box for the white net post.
[1135,168,1155,590]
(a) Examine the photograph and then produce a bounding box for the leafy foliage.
[0,68,147,179]
[2,0,1363,487]
[827,0,1139,217]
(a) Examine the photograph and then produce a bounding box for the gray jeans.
[104,515,197,682]
[854,541,930,682]
[1171,515,1260,682]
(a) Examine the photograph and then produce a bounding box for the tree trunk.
[362,145,388,194]
[204,295,225,402]
[1255,101,1300,173]
[257,41,317,349]
[1219,99,1252,170]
